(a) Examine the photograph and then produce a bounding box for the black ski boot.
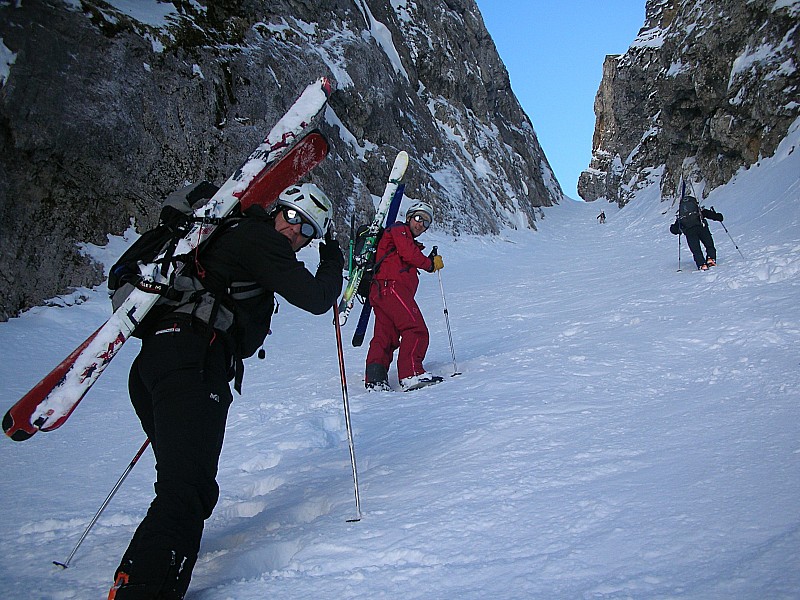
[109,550,195,600]
[365,363,391,392]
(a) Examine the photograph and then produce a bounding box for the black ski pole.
[432,247,461,376]
[677,175,684,272]
[54,439,150,569]
[717,219,745,260]
[333,301,362,523]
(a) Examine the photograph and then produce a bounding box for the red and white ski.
[3,79,332,442]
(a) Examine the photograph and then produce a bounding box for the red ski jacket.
[373,222,433,295]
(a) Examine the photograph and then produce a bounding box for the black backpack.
[352,224,397,300]
[108,181,220,294]
[108,181,248,336]
[678,196,702,229]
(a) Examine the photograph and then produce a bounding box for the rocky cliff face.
[578,0,799,206]
[0,0,563,320]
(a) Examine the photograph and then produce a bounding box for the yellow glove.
[431,255,444,272]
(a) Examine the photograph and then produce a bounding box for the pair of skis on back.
[338,152,409,340]
[348,181,405,347]
[2,78,410,443]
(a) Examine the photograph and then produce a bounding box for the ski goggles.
[409,213,431,229]
[282,207,318,239]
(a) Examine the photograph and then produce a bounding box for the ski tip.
[319,77,334,97]
[8,430,35,442]
[387,151,409,183]
[3,409,42,442]
[3,421,36,442]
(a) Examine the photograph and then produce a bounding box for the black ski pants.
[118,318,233,597]
[683,224,717,268]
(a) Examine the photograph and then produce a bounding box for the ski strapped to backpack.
[338,150,409,325]
[107,181,261,343]
[3,79,332,442]
[108,181,221,313]
[351,185,404,300]
[351,183,405,347]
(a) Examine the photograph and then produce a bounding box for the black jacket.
[192,205,343,358]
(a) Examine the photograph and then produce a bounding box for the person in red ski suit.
[365,201,444,391]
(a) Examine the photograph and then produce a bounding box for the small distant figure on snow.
[669,195,724,270]
[597,211,606,224]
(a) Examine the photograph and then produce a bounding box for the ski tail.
[2,327,102,441]
[351,183,405,346]
[3,80,332,442]
[351,300,372,347]
[338,151,409,324]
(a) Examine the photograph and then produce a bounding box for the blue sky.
[473,1,646,199]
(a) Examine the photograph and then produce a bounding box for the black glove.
[319,228,344,268]
[706,207,724,222]
[670,222,680,235]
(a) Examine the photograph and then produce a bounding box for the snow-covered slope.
[0,119,798,599]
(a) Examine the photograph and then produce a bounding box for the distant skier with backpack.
[364,201,445,392]
[670,195,724,270]
[108,183,344,600]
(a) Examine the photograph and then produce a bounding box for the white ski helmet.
[405,200,434,223]
[276,183,332,239]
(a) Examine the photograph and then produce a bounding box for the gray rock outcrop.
[578,0,800,206]
[0,0,563,320]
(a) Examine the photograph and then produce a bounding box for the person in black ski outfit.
[108,183,343,600]
[670,196,724,270]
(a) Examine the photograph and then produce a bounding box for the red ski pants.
[366,280,429,381]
